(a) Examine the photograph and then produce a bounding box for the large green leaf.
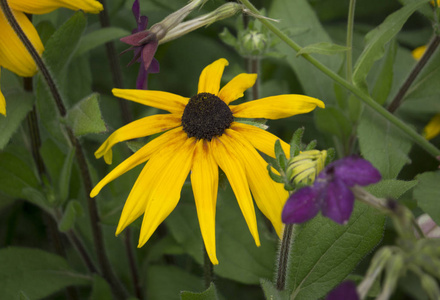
[269,0,342,103]
[65,93,106,136]
[286,202,385,299]
[0,90,34,150]
[357,108,412,179]
[181,283,219,300]
[165,187,278,284]
[76,27,130,56]
[0,247,90,300]
[414,171,440,226]
[260,279,289,300]
[352,0,430,90]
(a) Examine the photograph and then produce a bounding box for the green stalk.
[239,0,440,158]
[276,223,294,290]
[346,0,356,83]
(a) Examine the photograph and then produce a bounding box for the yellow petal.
[412,45,426,61]
[424,113,440,140]
[198,58,229,95]
[230,95,325,119]
[191,140,219,264]
[137,137,197,247]
[112,89,188,115]
[0,70,5,116]
[223,129,288,237]
[9,0,103,14]
[231,122,290,159]
[0,9,43,77]
[218,73,257,104]
[94,114,181,163]
[90,127,186,198]
[211,136,260,246]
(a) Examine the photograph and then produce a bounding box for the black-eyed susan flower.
[0,0,103,115]
[91,58,325,264]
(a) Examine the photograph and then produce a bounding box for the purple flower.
[326,281,359,300]
[282,156,381,225]
[121,0,160,89]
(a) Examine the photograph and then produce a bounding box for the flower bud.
[240,29,268,57]
[286,150,327,185]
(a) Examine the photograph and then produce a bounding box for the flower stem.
[276,223,294,290]
[203,245,214,289]
[98,0,132,124]
[124,228,143,299]
[346,0,356,83]
[238,0,440,159]
[0,1,128,297]
[387,35,440,113]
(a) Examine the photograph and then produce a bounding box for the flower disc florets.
[182,93,233,140]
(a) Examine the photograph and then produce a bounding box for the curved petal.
[191,140,219,264]
[211,136,260,246]
[218,73,257,104]
[9,0,103,14]
[230,95,325,119]
[282,186,320,224]
[0,9,43,77]
[198,58,228,95]
[90,127,186,197]
[223,129,289,237]
[137,137,196,247]
[230,122,290,159]
[320,179,354,224]
[112,88,188,115]
[424,113,440,140]
[94,114,181,163]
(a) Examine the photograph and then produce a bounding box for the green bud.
[286,150,327,185]
[240,29,268,57]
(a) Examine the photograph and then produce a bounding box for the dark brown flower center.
[181,93,233,140]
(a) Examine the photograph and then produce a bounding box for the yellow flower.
[91,58,325,264]
[0,0,103,115]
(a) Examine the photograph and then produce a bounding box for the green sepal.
[289,128,304,158]
[274,140,288,170]
[325,148,336,166]
[180,282,219,300]
[267,164,284,184]
[305,140,317,151]
[58,200,84,233]
[58,148,75,203]
[65,93,107,136]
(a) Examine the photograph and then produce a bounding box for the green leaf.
[0,90,34,150]
[219,27,237,48]
[65,93,107,136]
[269,0,342,103]
[165,187,277,284]
[287,202,385,299]
[58,200,84,232]
[58,148,75,203]
[414,171,440,226]
[146,265,204,300]
[0,152,39,198]
[181,283,219,300]
[297,42,349,56]
[260,279,289,300]
[0,247,90,300]
[357,108,412,179]
[90,275,113,300]
[371,40,397,105]
[352,0,430,90]
[314,107,352,140]
[367,179,417,199]
[76,27,130,56]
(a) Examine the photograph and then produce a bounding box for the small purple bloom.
[282,156,381,225]
[121,0,160,89]
[326,281,359,300]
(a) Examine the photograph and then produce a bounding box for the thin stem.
[346,0,356,83]
[276,223,294,291]
[0,1,128,297]
[203,245,214,289]
[124,228,143,299]
[239,0,440,159]
[98,0,132,124]
[387,35,440,113]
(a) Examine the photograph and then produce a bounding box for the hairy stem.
[203,245,214,289]
[124,228,143,299]
[387,35,440,113]
[276,223,294,290]
[239,0,440,159]
[0,1,128,297]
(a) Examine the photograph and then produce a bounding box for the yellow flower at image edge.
[0,0,103,115]
[91,58,325,264]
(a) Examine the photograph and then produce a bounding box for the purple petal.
[321,178,354,224]
[120,31,151,46]
[132,0,140,21]
[282,186,321,224]
[136,63,149,90]
[326,281,359,300]
[148,58,160,74]
[141,40,158,70]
